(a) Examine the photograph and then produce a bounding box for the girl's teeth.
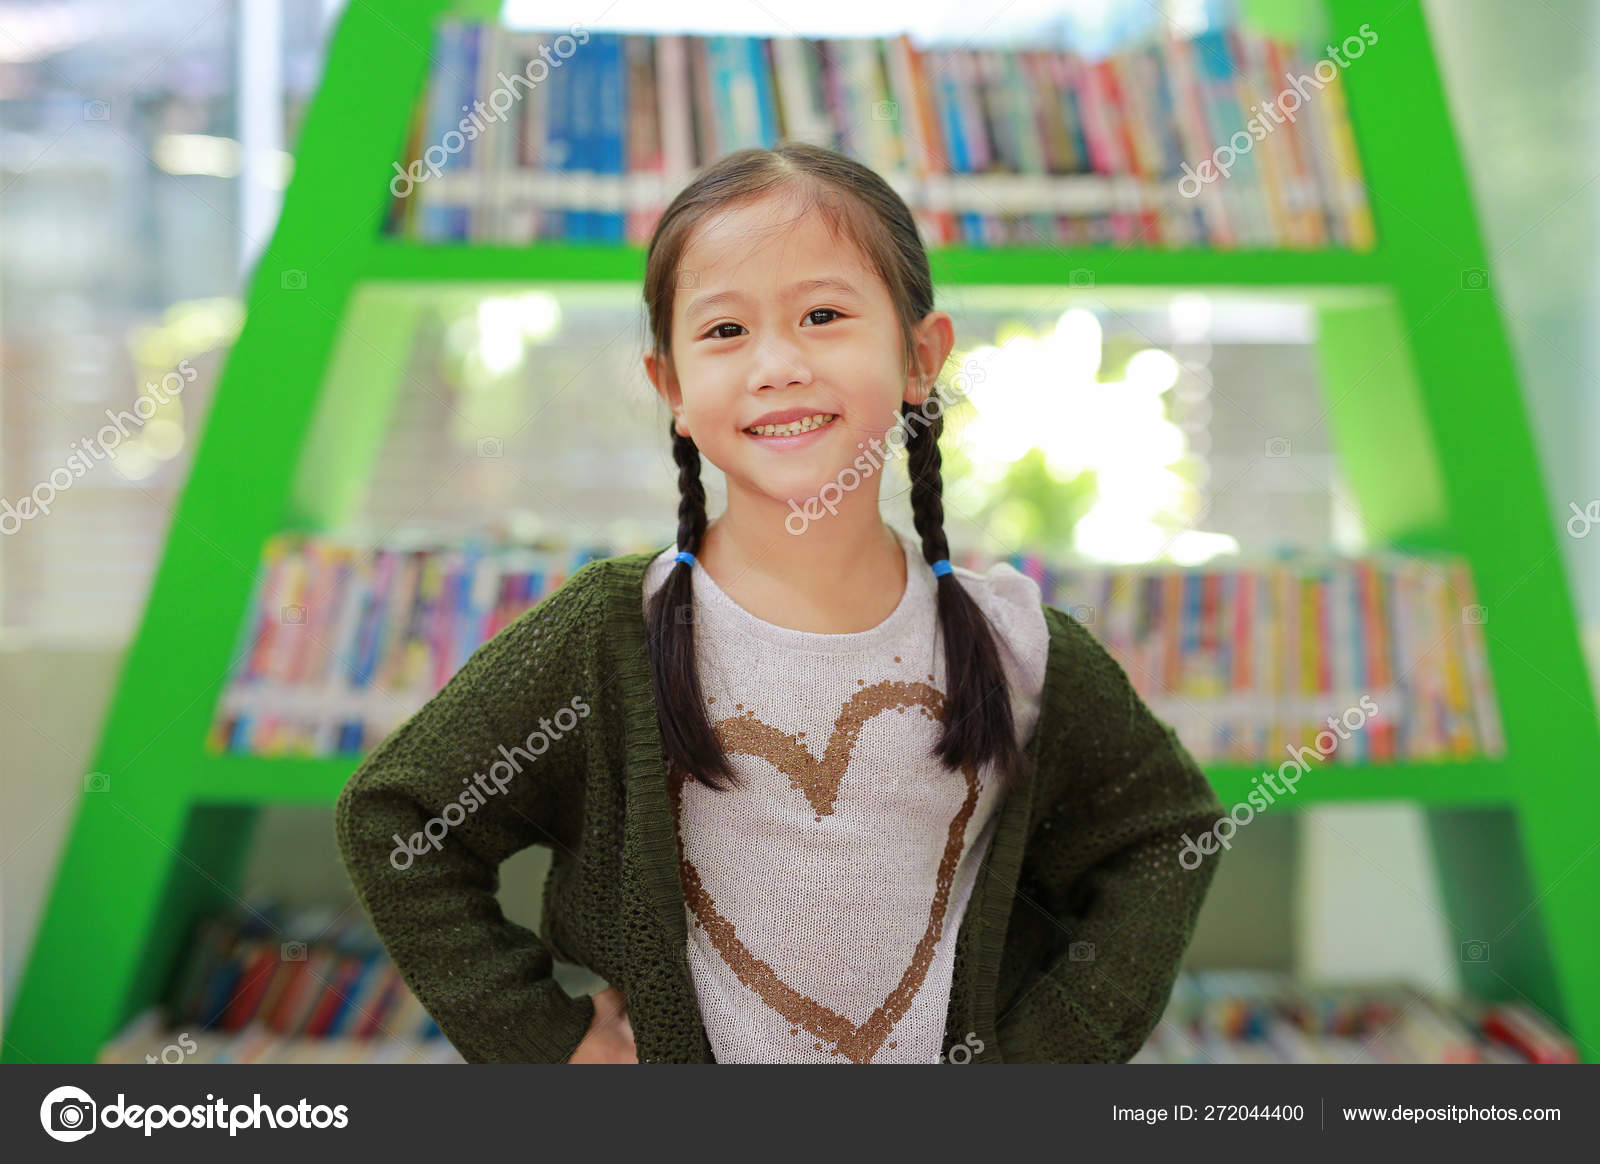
[746,413,836,437]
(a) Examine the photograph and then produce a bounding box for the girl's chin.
[729,465,872,510]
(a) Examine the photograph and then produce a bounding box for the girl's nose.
[747,339,812,392]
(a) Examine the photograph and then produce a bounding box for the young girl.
[335,142,1227,1065]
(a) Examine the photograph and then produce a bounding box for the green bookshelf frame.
[7,0,1599,1063]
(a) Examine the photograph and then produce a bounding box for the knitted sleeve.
[332,561,605,1064]
[994,605,1227,1063]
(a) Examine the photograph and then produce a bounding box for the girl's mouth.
[742,412,838,445]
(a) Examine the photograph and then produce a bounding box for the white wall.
[0,640,124,1026]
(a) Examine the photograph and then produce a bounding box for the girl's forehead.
[677,205,877,295]
[690,210,836,261]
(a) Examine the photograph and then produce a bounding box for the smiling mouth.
[743,413,838,437]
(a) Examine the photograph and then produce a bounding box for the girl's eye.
[702,310,840,339]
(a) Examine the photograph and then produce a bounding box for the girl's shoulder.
[950,556,1050,660]
[550,545,664,608]
[952,557,1132,683]
[950,558,1052,742]
[485,550,642,653]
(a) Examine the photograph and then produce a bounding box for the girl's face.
[645,191,952,517]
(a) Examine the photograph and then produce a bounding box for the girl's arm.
[332,567,601,1063]
[994,606,1227,1063]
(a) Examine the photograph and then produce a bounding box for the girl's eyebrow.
[685,277,860,317]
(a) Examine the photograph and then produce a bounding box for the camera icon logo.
[282,940,307,961]
[40,1085,97,1142]
[1462,604,1487,625]
[477,436,503,458]
[1068,940,1096,962]
[1068,268,1095,287]
[1461,939,1490,963]
[872,99,898,121]
[83,100,110,121]
[280,269,307,290]
[1460,268,1489,290]
[677,270,699,289]
[1265,436,1291,458]
[281,603,305,624]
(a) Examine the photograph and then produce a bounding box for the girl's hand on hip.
[566,985,638,1063]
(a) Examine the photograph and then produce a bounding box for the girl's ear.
[644,351,691,437]
[905,310,955,407]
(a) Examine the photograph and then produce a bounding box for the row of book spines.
[215,539,604,754]
[211,542,586,755]
[101,1029,463,1065]
[223,550,1470,724]
[205,686,1466,765]
[207,685,427,758]
[101,1029,465,1065]
[211,539,1503,762]
[1038,556,1503,761]
[1144,703,1423,767]
[170,917,438,1043]
[238,536,1487,695]
[1146,979,1577,1065]
[395,23,1373,251]
[394,22,623,242]
[1166,719,1485,767]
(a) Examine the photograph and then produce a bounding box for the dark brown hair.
[643,141,1022,793]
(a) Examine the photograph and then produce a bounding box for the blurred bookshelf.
[383,20,1374,249]
[99,1013,466,1066]
[1132,970,1578,1064]
[97,904,465,1065]
[101,955,1581,1066]
[7,0,1600,1069]
[98,900,1581,1065]
[204,533,1504,771]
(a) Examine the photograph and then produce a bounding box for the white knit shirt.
[641,526,1050,1063]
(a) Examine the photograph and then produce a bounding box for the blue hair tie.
[931,558,953,577]
[674,549,697,568]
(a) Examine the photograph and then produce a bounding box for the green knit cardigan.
[333,546,1227,1063]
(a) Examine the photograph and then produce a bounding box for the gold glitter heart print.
[666,679,980,1064]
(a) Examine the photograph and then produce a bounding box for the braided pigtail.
[903,398,1024,791]
[645,418,740,790]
